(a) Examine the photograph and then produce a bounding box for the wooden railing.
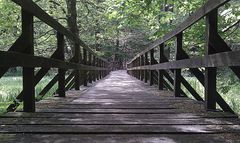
[0,0,110,112]
[127,0,239,114]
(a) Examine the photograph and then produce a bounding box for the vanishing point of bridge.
[1,0,240,142]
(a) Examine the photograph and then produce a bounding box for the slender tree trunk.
[65,0,79,55]
[95,0,101,51]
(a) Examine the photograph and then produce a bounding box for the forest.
[0,0,239,114]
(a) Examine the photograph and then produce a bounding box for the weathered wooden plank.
[0,124,240,133]
[0,134,237,143]
[1,118,239,125]
[3,112,237,119]
[35,108,184,114]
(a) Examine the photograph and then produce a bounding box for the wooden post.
[96,58,100,80]
[93,56,96,82]
[89,53,93,83]
[158,44,164,90]
[150,49,154,86]
[140,55,144,81]
[83,49,87,86]
[144,52,148,83]
[138,57,141,79]
[57,32,65,97]
[205,9,218,110]
[74,44,80,90]
[174,32,183,97]
[22,8,35,112]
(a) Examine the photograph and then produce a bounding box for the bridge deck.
[0,70,240,143]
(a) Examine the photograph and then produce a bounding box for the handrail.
[128,0,230,64]
[127,0,239,114]
[0,0,110,113]
[13,0,108,62]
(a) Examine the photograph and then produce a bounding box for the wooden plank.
[35,108,184,114]
[0,124,240,133]
[3,112,237,119]
[128,0,230,63]
[1,118,239,125]
[0,134,238,143]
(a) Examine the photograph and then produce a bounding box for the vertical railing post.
[150,49,154,86]
[205,9,218,110]
[96,58,100,80]
[22,8,35,112]
[74,44,80,90]
[144,52,148,83]
[174,32,183,97]
[158,44,164,90]
[57,32,65,97]
[138,57,141,79]
[100,60,102,79]
[89,53,93,84]
[93,56,96,82]
[83,49,87,86]
[140,55,144,81]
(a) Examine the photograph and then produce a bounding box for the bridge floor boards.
[1,70,240,142]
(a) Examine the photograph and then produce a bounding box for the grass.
[0,76,57,113]
[0,73,240,115]
[182,76,240,115]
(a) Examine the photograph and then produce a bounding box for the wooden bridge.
[0,0,240,142]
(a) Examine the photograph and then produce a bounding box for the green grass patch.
[0,76,57,113]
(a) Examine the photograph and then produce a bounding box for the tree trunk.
[65,0,79,55]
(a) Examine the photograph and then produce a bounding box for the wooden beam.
[57,32,65,97]
[74,44,80,90]
[127,50,240,70]
[83,49,87,86]
[0,51,108,71]
[88,53,93,84]
[21,8,35,112]
[205,9,218,110]
[140,55,144,81]
[158,44,164,90]
[174,32,183,97]
[0,35,25,78]
[150,49,154,86]
[144,52,148,83]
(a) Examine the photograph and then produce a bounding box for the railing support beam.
[57,32,65,97]
[174,32,183,97]
[205,9,218,110]
[22,8,35,112]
